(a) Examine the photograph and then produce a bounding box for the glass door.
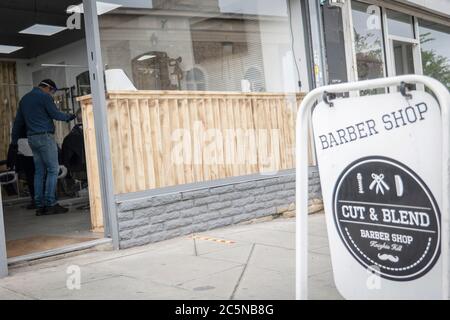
[391,40,416,76]
[384,9,422,90]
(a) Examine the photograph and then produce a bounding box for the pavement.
[0,212,342,300]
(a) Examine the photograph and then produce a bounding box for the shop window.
[98,0,304,93]
[419,19,450,90]
[386,10,414,39]
[351,1,386,94]
[322,3,348,85]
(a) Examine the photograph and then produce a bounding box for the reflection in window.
[132,52,183,90]
[76,71,91,96]
[387,10,414,39]
[322,4,348,85]
[419,20,450,90]
[393,41,415,75]
[185,67,206,91]
[244,67,265,92]
[98,0,302,93]
[352,2,385,81]
[351,1,386,94]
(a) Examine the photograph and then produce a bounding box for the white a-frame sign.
[296,75,450,300]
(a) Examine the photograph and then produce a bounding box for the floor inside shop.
[2,196,102,258]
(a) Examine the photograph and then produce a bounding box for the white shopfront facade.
[316,0,450,90]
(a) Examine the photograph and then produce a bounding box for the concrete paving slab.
[232,266,295,300]
[192,235,247,256]
[309,271,342,300]
[248,244,294,274]
[1,263,122,298]
[309,245,331,256]
[309,252,333,277]
[309,234,330,250]
[177,265,245,299]
[38,275,220,300]
[211,228,295,250]
[89,252,243,287]
[202,223,271,238]
[252,220,295,233]
[0,286,33,300]
[200,244,254,265]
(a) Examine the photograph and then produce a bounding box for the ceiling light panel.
[19,24,67,36]
[0,45,23,54]
[67,2,122,15]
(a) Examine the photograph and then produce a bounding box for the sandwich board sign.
[296,75,450,300]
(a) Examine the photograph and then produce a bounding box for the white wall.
[15,40,88,99]
[396,0,450,17]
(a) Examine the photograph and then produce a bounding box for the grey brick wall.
[116,167,322,249]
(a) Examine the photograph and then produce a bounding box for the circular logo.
[333,156,441,281]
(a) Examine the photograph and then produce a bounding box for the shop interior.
[0,0,104,260]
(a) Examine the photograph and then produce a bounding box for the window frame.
[341,0,450,93]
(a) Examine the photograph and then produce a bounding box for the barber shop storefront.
[0,0,315,277]
[0,0,449,277]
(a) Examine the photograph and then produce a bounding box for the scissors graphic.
[369,173,390,195]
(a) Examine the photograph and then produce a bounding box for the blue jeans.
[28,134,59,208]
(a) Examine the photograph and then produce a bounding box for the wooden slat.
[108,99,124,193]
[205,97,219,181]
[245,98,256,173]
[129,98,146,191]
[189,98,203,182]
[139,99,156,189]
[179,98,195,184]
[226,98,238,177]
[80,101,104,232]
[119,99,136,193]
[170,98,185,185]
[197,98,210,181]
[211,97,226,178]
[149,98,163,188]
[160,98,173,187]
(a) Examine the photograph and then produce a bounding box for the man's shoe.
[36,207,47,216]
[45,204,69,215]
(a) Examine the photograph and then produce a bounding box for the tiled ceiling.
[0,0,85,59]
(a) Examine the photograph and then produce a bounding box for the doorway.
[392,40,416,76]
[0,1,108,263]
[389,38,421,77]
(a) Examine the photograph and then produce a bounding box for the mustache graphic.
[378,253,399,263]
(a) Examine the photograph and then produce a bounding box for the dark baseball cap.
[39,79,58,91]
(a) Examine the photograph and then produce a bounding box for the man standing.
[10,79,76,216]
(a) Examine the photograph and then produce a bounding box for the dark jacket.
[62,124,86,173]
[11,87,73,144]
